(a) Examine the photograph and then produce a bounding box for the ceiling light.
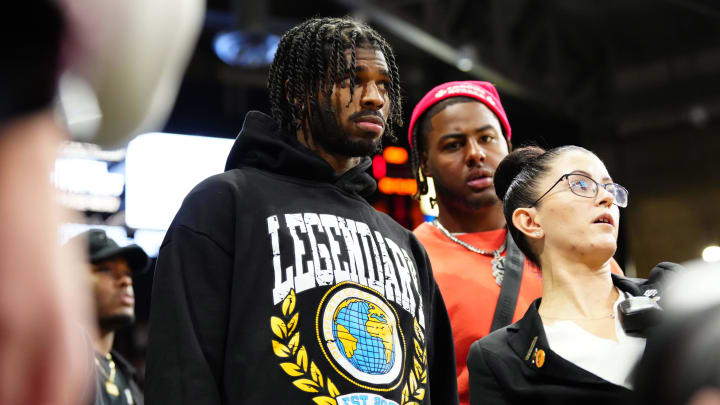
[456,58,473,72]
[213,30,279,68]
[702,245,720,262]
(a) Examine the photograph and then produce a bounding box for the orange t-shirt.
[413,222,623,405]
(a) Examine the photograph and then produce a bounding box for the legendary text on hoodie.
[144,111,459,405]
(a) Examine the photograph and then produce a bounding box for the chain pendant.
[433,219,507,286]
[491,251,505,286]
[105,381,120,397]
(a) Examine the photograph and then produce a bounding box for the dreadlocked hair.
[410,120,430,200]
[268,17,403,142]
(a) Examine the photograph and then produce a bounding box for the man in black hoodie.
[145,16,458,405]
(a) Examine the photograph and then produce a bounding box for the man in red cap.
[407,81,622,405]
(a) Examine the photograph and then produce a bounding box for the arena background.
[55,0,720,384]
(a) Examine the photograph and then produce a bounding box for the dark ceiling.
[163,0,720,274]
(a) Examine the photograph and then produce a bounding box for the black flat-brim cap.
[91,243,150,275]
[76,229,150,275]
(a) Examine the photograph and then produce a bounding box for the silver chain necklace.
[432,219,507,286]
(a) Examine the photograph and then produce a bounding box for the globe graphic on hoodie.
[332,298,395,375]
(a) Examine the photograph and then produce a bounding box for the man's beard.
[306,102,383,157]
[433,176,500,211]
[98,314,135,332]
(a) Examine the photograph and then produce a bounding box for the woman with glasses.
[467,145,663,405]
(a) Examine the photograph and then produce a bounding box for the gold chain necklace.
[432,219,507,286]
[94,352,120,397]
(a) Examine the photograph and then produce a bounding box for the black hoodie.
[145,111,459,405]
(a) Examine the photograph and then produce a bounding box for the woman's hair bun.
[493,146,545,201]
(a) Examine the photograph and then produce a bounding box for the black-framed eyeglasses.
[529,173,629,208]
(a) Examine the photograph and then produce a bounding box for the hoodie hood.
[225,111,376,196]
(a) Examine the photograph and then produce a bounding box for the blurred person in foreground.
[408,81,623,405]
[69,229,149,405]
[634,262,720,405]
[0,2,95,404]
[467,145,674,405]
[145,16,459,405]
[0,0,203,402]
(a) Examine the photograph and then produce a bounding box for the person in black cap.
[72,229,149,405]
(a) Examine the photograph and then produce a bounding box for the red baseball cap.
[407,80,511,146]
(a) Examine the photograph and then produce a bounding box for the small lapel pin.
[535,349,546,368]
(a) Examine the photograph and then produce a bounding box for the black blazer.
[467,271,674,405]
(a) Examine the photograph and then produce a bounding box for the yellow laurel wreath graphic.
[271,289,341,405]
[400,318,428,405]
